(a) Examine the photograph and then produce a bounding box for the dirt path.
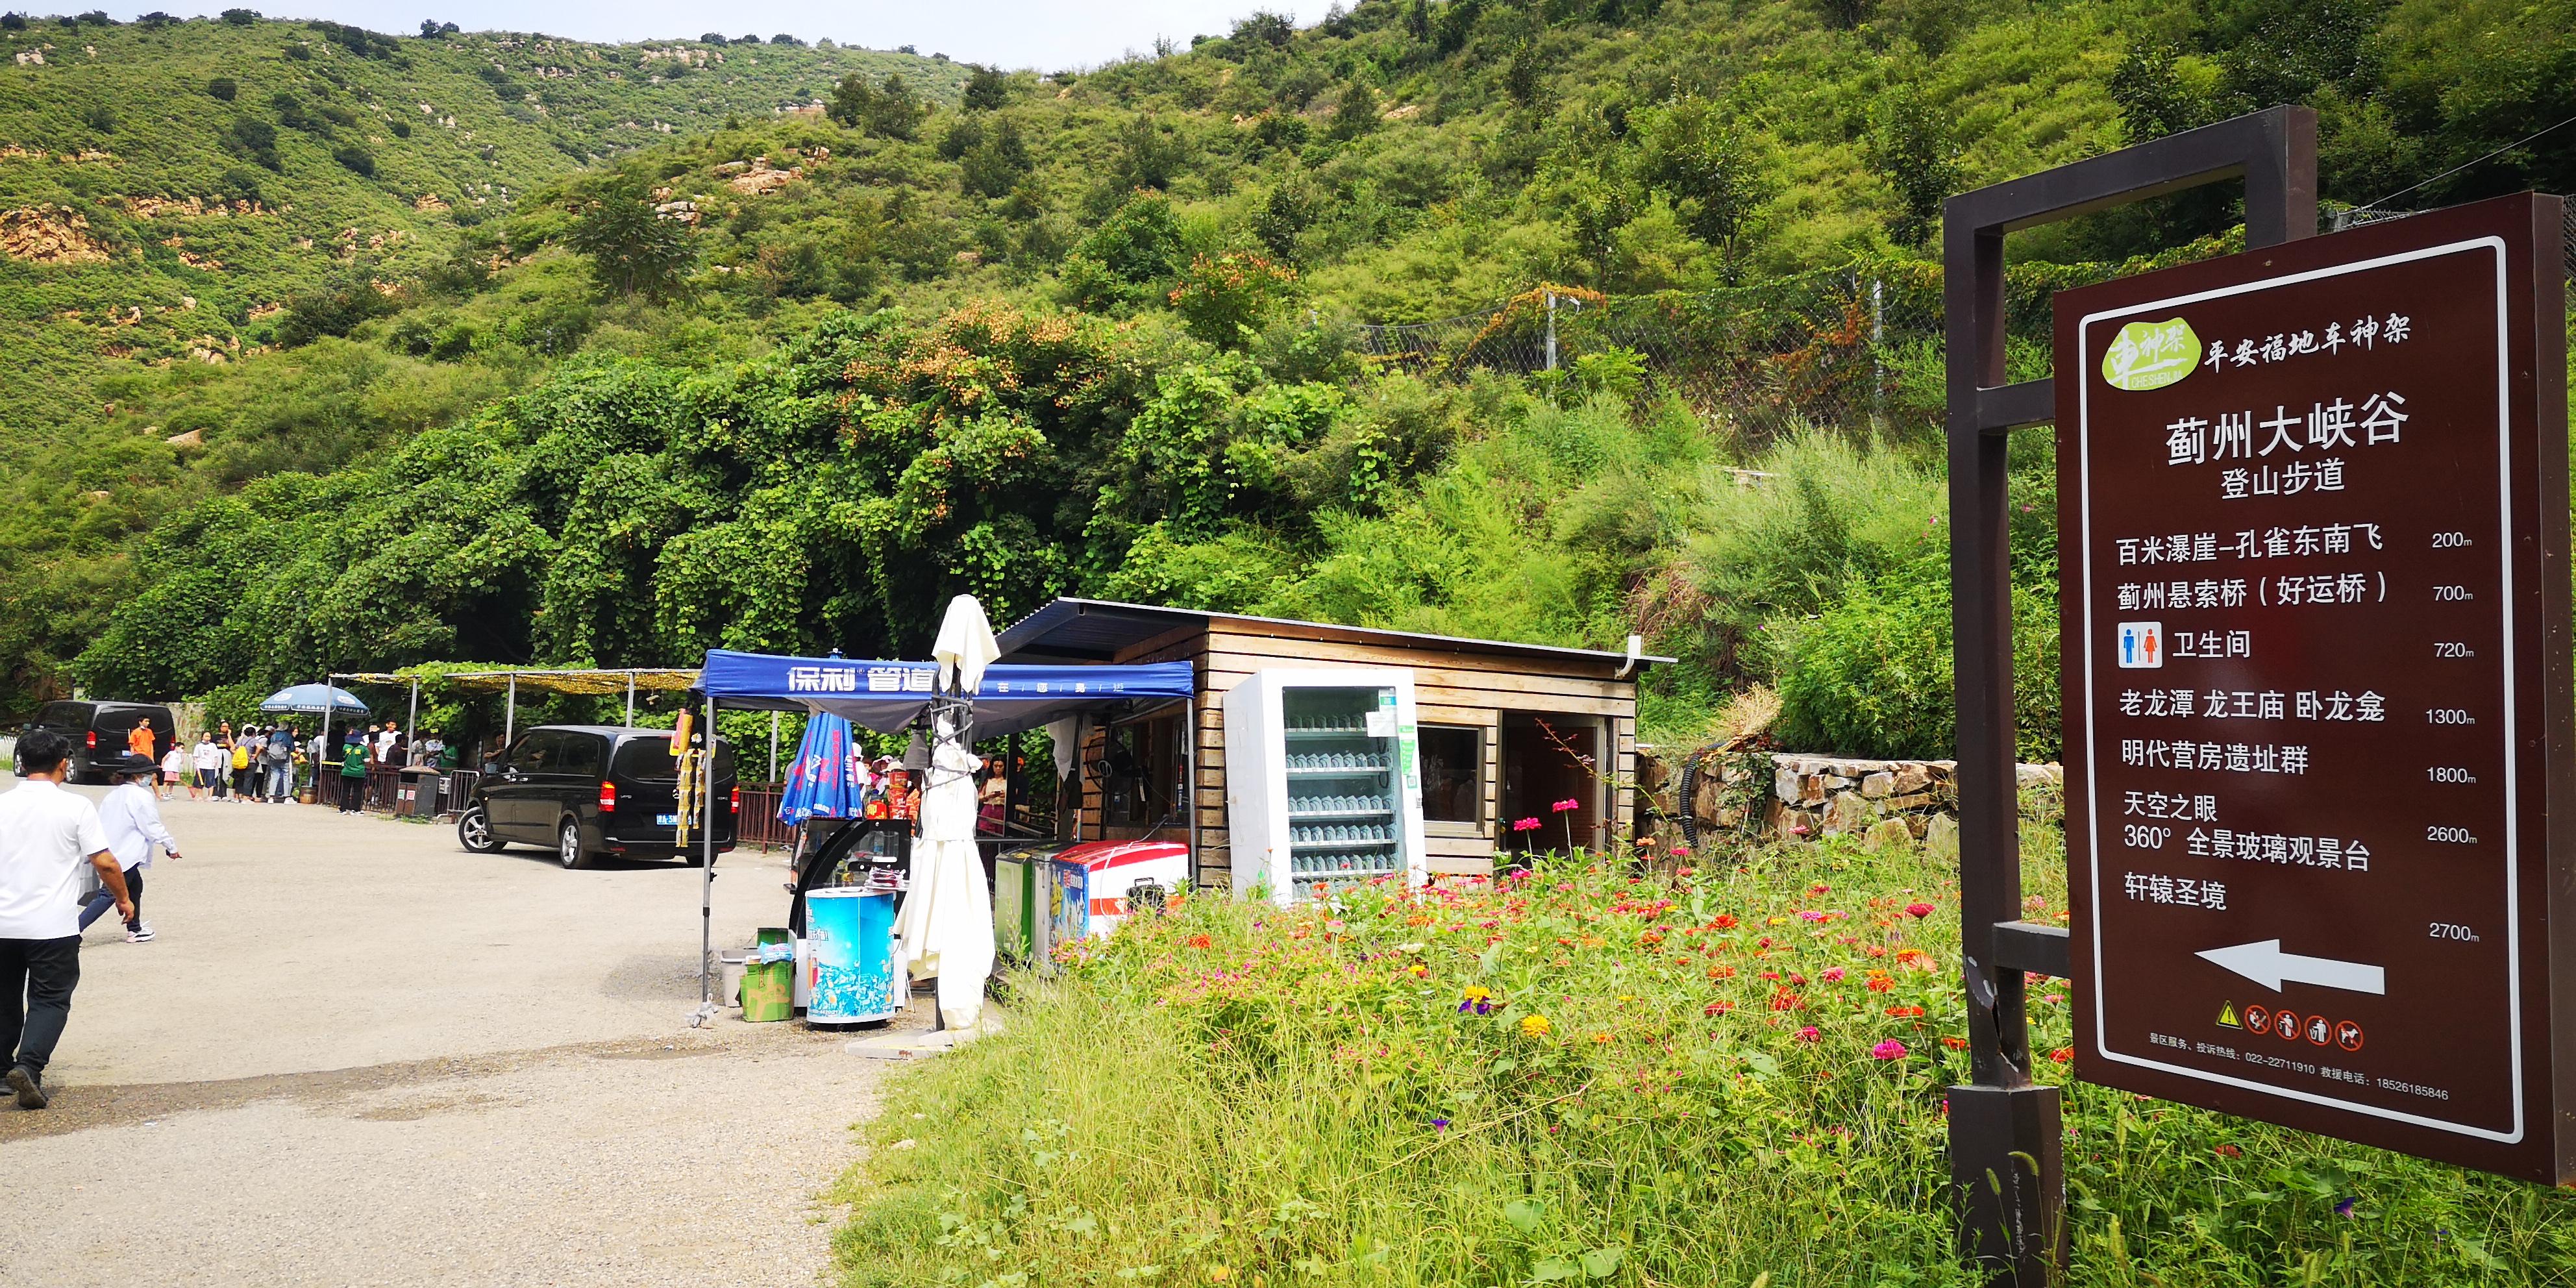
[0,780,904,1286]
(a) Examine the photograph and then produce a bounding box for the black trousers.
[0,935,80,1078]
[77,864,140,931]
[339,775,365,811]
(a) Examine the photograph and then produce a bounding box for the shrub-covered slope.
[5,0,2570,751]
[0,12,965,445]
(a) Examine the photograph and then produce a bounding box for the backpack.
[231,743,251,770]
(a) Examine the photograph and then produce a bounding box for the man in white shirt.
[0,728,130,1110]
[84,754,179,943]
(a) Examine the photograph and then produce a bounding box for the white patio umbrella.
[932,593,1000,694]
[898,595,1002,1030]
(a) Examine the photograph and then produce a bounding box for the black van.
[456,724,738,869]
[14,700,178,782]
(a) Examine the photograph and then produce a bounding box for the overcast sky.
[97,1,1328,69]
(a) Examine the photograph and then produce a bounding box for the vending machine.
[1223,668,1428,905]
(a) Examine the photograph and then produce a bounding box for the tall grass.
[832,835,2576,1286]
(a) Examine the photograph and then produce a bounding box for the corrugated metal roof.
[994,597,1673,671]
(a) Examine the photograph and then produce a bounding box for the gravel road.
[0,779,910,1286]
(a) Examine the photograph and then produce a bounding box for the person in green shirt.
[337,734,369,814]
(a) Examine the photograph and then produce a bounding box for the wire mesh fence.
[1346,201,2571,447]
[2333,201,2576,281]
[1352,266,2027,445]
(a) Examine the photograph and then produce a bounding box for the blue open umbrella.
[260,683,369,715]
[777,711,860,824]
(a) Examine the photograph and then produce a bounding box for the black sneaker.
[6,1065,45,1110]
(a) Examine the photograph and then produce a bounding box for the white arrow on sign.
[2195,939,2386,995]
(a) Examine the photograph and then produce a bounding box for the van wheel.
[558,819,594,871]
[457,806,504,854]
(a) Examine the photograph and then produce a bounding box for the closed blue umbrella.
[777,711,860,824]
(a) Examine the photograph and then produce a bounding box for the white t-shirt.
[193,739,223,773]
[0,779,110,939]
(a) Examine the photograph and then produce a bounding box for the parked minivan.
[13,700,177,782]
[456,724,739,869]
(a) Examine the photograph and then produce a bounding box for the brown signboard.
[2059,192,2573,1180]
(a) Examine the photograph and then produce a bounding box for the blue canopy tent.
[683,648,1197,1022]
[696,651,1195,736]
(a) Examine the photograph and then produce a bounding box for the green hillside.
[0,12,965,446]
[4,0,2570,744]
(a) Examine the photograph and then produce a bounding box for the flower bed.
[834,834,2576,1285]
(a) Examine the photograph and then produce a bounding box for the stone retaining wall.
[1656,749,2063,854]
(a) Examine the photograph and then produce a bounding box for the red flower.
[1185,934,1213,949]
[1511,817,1541,832]
[1940,1036,1968,1051]
[1703,1000,1733,1016]
[1904,902,1935,919]
[2048,1047,2073,1063]
[1712,915,1737,930]
[2214,1144,2242,1158]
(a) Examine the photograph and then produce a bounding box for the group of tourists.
[173,721,299,804]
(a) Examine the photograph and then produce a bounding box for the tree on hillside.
[1327,83,1379,142]
[1113,113,1189,190]
[218,8,257,23]
[565,182,695,301]
[962,64,1009,110]
[1636,97,1770,266]
[1502,38,1551,110]
[208,76,237,100]
[828,72,922,140]
[1233,10,1294,48]
[960,116,1031,198]
[1869,89,1959,248]
[225,114,280,171]
[419,19,458,38]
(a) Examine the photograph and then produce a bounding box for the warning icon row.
[2227,1002,2362,1052]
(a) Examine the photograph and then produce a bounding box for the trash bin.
[740,927,794,1022]
[396,767,443,818]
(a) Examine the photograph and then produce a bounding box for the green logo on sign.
[2102,317,2201,391]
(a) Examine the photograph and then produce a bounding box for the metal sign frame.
[1942,105,2317,1285]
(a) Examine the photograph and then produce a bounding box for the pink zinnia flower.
[1794,1026,1822,1043]
[1551,797,1579,813]
[1821,967,1846,982]
[1871,1039,1909,1061]
[1511,817,1541,832]
[1904,902,1935,919]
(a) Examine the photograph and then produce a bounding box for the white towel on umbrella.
[896,721,993,1029]
[932,594,1000,695]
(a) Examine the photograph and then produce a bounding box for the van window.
[613,736,733,782]
[555,733,604,778]
[505,732,552,774]
[39,702,85,727]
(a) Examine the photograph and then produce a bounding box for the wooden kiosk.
[993,597,1666,887]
